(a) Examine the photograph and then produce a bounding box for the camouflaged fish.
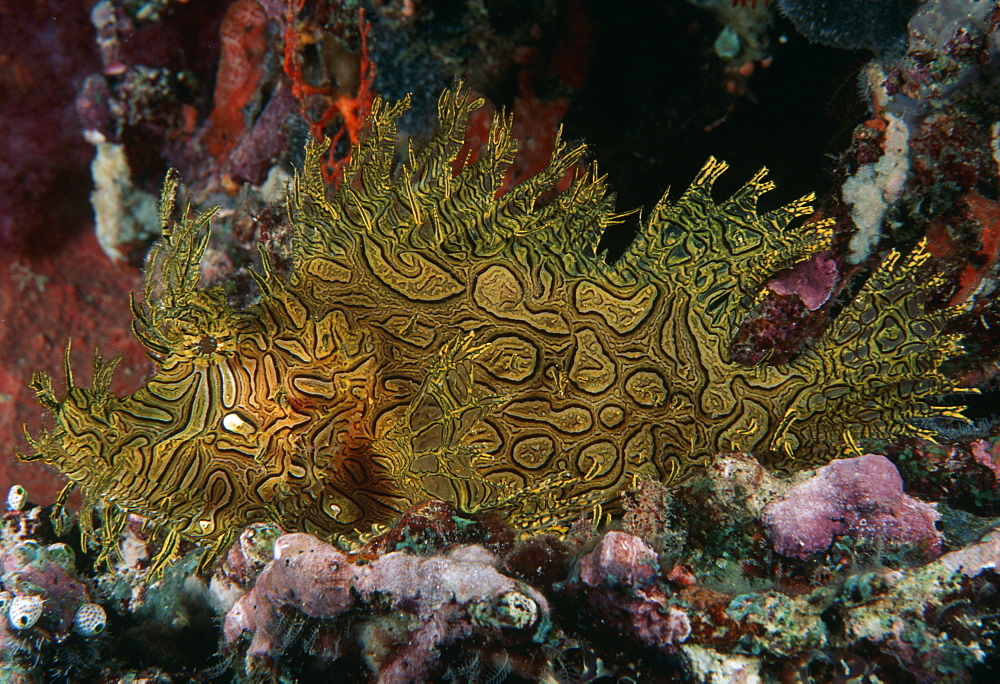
[20,85,965,571]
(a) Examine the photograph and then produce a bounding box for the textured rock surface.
[561,531,692,649]
[762,453,941,559]
[225,532,548,680]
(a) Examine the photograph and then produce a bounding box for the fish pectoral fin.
[371,330,507,506]
[484,471,606,536]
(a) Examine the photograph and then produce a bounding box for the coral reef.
[153,454,1000,681]
[0,446,996,682]
[559,530,693,652]
[5,0,1000,680]
[842,111,911,263]
[0,490,110,681]
[835,0,1000,383]
[889,436,1000,513]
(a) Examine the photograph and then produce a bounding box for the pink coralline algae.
[224,532,548,680]
[762,453,942,560]
[731,251,841,365]
[971,439,1000,486]
[560,530,691,650]
[1,541,90,639]
[767,253,839,311]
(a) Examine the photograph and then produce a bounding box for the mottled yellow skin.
[21,86,963,570]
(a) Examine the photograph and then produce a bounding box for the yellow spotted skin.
[21,86,965,567]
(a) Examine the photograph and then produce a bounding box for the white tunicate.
[495,591,538,630]
[843,112,910,263]
[0,591,13,613]
[6,485,27,511]
[471,590,539,630]
[8,595,43,630]
[713,25,742,61]
[73,603,107,637]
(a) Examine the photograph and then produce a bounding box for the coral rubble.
[224,533,549,680]
[0,467,997,681]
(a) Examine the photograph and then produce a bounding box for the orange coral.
[454,89,575,198]
[203,0,269,161]
[283,2,375,184]
[956,191,1000,304]
[926,189,1000,306]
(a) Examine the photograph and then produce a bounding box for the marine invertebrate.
[202,0,269,161]
[282,2,376,184]
[72,603,107,637]
[776,0,918,53]
[842,111,910,263]
[1,539,98,638]
[19,84,965,572]
[5,486,26,513]
[7,597,42,631]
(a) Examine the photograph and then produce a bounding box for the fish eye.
[222,412,256,436]
[196,335,219,355]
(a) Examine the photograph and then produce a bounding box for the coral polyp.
[19,85,964,571]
